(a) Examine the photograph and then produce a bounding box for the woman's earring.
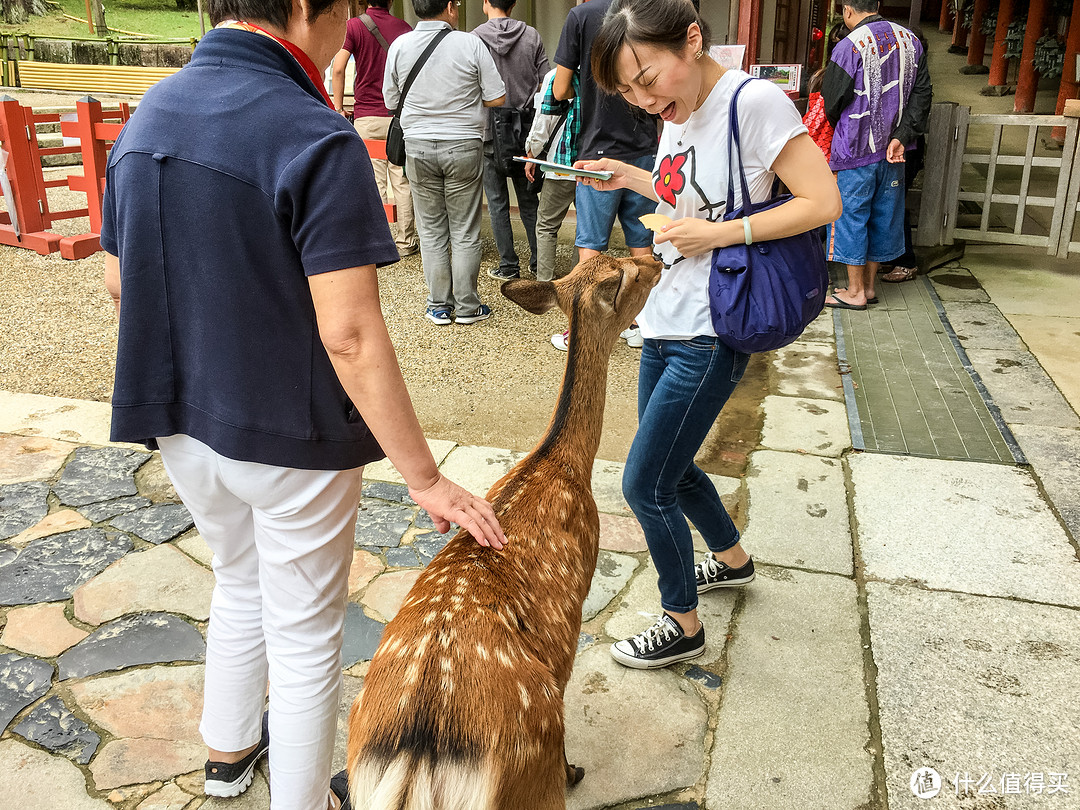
[695,50,703,59]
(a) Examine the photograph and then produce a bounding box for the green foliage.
[1003,17,1026,61]
[1032,34,1065,79]
[981,10,997,37]
[1,0,204,38]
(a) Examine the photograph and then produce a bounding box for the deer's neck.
[532,319,615,481]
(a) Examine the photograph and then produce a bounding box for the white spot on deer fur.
[405,661,420,685]
[398,693,410,711]
[476,644,489,661]
[496,648,514,667]
[441,656,453,673]
[451,594,464,606]
[519,683,531,709]
[441,675,454,695]
[423,612,437,625]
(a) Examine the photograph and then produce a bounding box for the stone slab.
[852,454,1080,606]
[58,613,206,680]
[1008,313,1080,418]
[0,480,50,540]
[53,446,151,507]
[73,543,214,624]
[436,444,527,496]
[354,500,415,548]
[942,302,1026,351]
[0,391,119,448]
[89,737,205,791]
[770,343,844,401]
[581,550,639,621]
[706,568,872,810]
[760,396,851,457]
[0,652,55,733]
[0,739,111,810]
[348,549,385,595]
[109,503,194,545]
[360,569,421,623]
[362,438,459,486]
[928,267,991,303]
[136,783,195,810]
[0,528,133,606]
[342,601,386,667]
[78,496,153,523]
[12,695,100,764]
[564,645,708,810]
[0,435,75,484]
[867,583,1080,809]
[8,510,92,548]
[603,558,737,668]
[133,454,178,503]
[963,248,1080,319]
[0,602,88,657]
[797,309,837,344]
[965,349,1080,429]
[175,532,212,566]
[598,513,647,553]
[68,665,203,742]
[1009,424,1080,543]
[741,451,851,575]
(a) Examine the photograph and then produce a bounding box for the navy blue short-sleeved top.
[100,28,400,470]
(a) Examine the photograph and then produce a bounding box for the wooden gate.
[917,102,1080,259]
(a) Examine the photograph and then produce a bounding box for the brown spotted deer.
[346,254,662,810]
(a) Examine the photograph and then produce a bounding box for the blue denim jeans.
[622,336,750,614]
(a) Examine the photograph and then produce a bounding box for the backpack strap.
[394,28,451,116]
[359,13,390,51]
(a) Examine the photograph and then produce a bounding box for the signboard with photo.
[749,63,802,93]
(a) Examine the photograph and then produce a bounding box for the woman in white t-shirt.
[580,0,841,670]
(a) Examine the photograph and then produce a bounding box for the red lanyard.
[220,21,334,108]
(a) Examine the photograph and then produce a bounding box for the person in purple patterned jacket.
[822,0,931,310]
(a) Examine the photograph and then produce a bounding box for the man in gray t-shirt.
[384,0,506,325]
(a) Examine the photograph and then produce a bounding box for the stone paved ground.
[1,273,1079,810]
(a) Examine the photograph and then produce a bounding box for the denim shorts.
[574,153,656,251]
[828,159,906,266]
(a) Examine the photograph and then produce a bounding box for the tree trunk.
[1,0,48,25]
[91,0,108,36]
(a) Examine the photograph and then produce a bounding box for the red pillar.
[967,0,991,67]
[951,7,969,50]
[737,0,763,68]
[939,0,951,33]
[1014,0,1049,113]
[1052,1,1080,141]
[987,0,1015,88]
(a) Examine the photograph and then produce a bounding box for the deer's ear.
[500,279,558,315]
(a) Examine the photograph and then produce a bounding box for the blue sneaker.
[455,304,492,325]
[424,308,453,325]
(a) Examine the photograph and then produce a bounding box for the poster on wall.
[710,45,746,71]
[749,63,802,93]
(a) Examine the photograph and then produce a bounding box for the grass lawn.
[1,0,205,40]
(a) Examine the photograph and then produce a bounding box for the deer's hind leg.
[564,750,585,786]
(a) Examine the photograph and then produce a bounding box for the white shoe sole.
[204,762,258,797]
[609,641,706,670]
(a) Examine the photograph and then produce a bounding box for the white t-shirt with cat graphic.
[638,69,807,340]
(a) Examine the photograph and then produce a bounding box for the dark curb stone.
[354,500,415,548]
[0,481,51,540]
[685,666,722,690]
[12,694,101,764]
[53,446,151,507]
[0,528,133,606]
[362,481,415,505]
[79,495,153,523]
[414,532,451,566]
[414,509,457,534]
[109,503,194,544]
[386,546,420,568]
[0,652,55,734]
[58,612,206,680]
[342,602,386,668]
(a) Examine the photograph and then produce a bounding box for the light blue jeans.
[406,138,484,317]
[622,336,750,614]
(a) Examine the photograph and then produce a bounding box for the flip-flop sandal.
[834,287,878,304]
[825,294,868,311]
[881,266,917,283]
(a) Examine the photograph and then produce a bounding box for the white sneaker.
[620,326,643,348]
[551,330,569,351]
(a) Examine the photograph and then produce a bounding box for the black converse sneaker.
[696,554,756,592]
[204,712,269,798]
[610,614,706,669]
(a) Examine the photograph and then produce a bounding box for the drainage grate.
[833,275,1023,464]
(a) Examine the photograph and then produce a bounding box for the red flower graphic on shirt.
[654,153,687,206]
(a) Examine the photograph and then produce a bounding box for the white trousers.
[158,434,362,810]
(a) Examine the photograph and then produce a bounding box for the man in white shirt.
[384,0,506,326]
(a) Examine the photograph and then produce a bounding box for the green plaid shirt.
[539,72,581,166]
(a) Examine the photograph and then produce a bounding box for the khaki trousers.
[353,115,417,252]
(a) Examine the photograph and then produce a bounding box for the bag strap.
[395,28,451,115]
[359,13,390,52]
[537,110,569,160]
[725,78,757,215]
